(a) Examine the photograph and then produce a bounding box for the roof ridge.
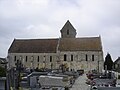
[15,38,59,41]
[60,37,100,39]
[76,36,100,38]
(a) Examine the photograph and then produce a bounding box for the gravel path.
[70,74,90,90]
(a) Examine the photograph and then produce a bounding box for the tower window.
[67,29,69,35]
[64,54,67,61]
[86,54,88,61]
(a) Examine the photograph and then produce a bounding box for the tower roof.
[60,20,76,38]
[61,20,76,32]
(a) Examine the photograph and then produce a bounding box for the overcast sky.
[0,0,120,61]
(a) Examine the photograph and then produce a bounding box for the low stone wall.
[114,72,120,79]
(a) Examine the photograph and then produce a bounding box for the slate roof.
[0,58,6,63]
[8,37,102,53]
[114,57,120,64]
[0,58,6,61]
[8,39,59,53]
[59,37,102,51]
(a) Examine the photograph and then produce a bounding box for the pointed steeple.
[60,20,77,38]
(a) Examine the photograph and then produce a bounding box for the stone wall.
[8,50,104,73]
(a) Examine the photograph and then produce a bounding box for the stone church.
[8,20,104,73]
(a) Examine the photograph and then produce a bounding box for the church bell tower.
[60,20,77,38]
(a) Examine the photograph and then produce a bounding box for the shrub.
[0,66,6,77]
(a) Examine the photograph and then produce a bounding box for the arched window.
[86,54,88,61]
[26,56,28,62]
[71,55,73,61]
[92,55,94,61]
[14,56,16,62]
[67,29,69,35]
[50,56,52,62]
[64,54,67,61]
[37,56,39,62]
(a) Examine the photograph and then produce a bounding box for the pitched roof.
[0,58,6,61]
[114,57,120,64]
[60,20,76,32]
[8,37,102,53]
[8,39,58,53]
[58,37,102,51]
[0,58,6,63]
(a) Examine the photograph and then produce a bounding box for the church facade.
[8,20,104,72]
